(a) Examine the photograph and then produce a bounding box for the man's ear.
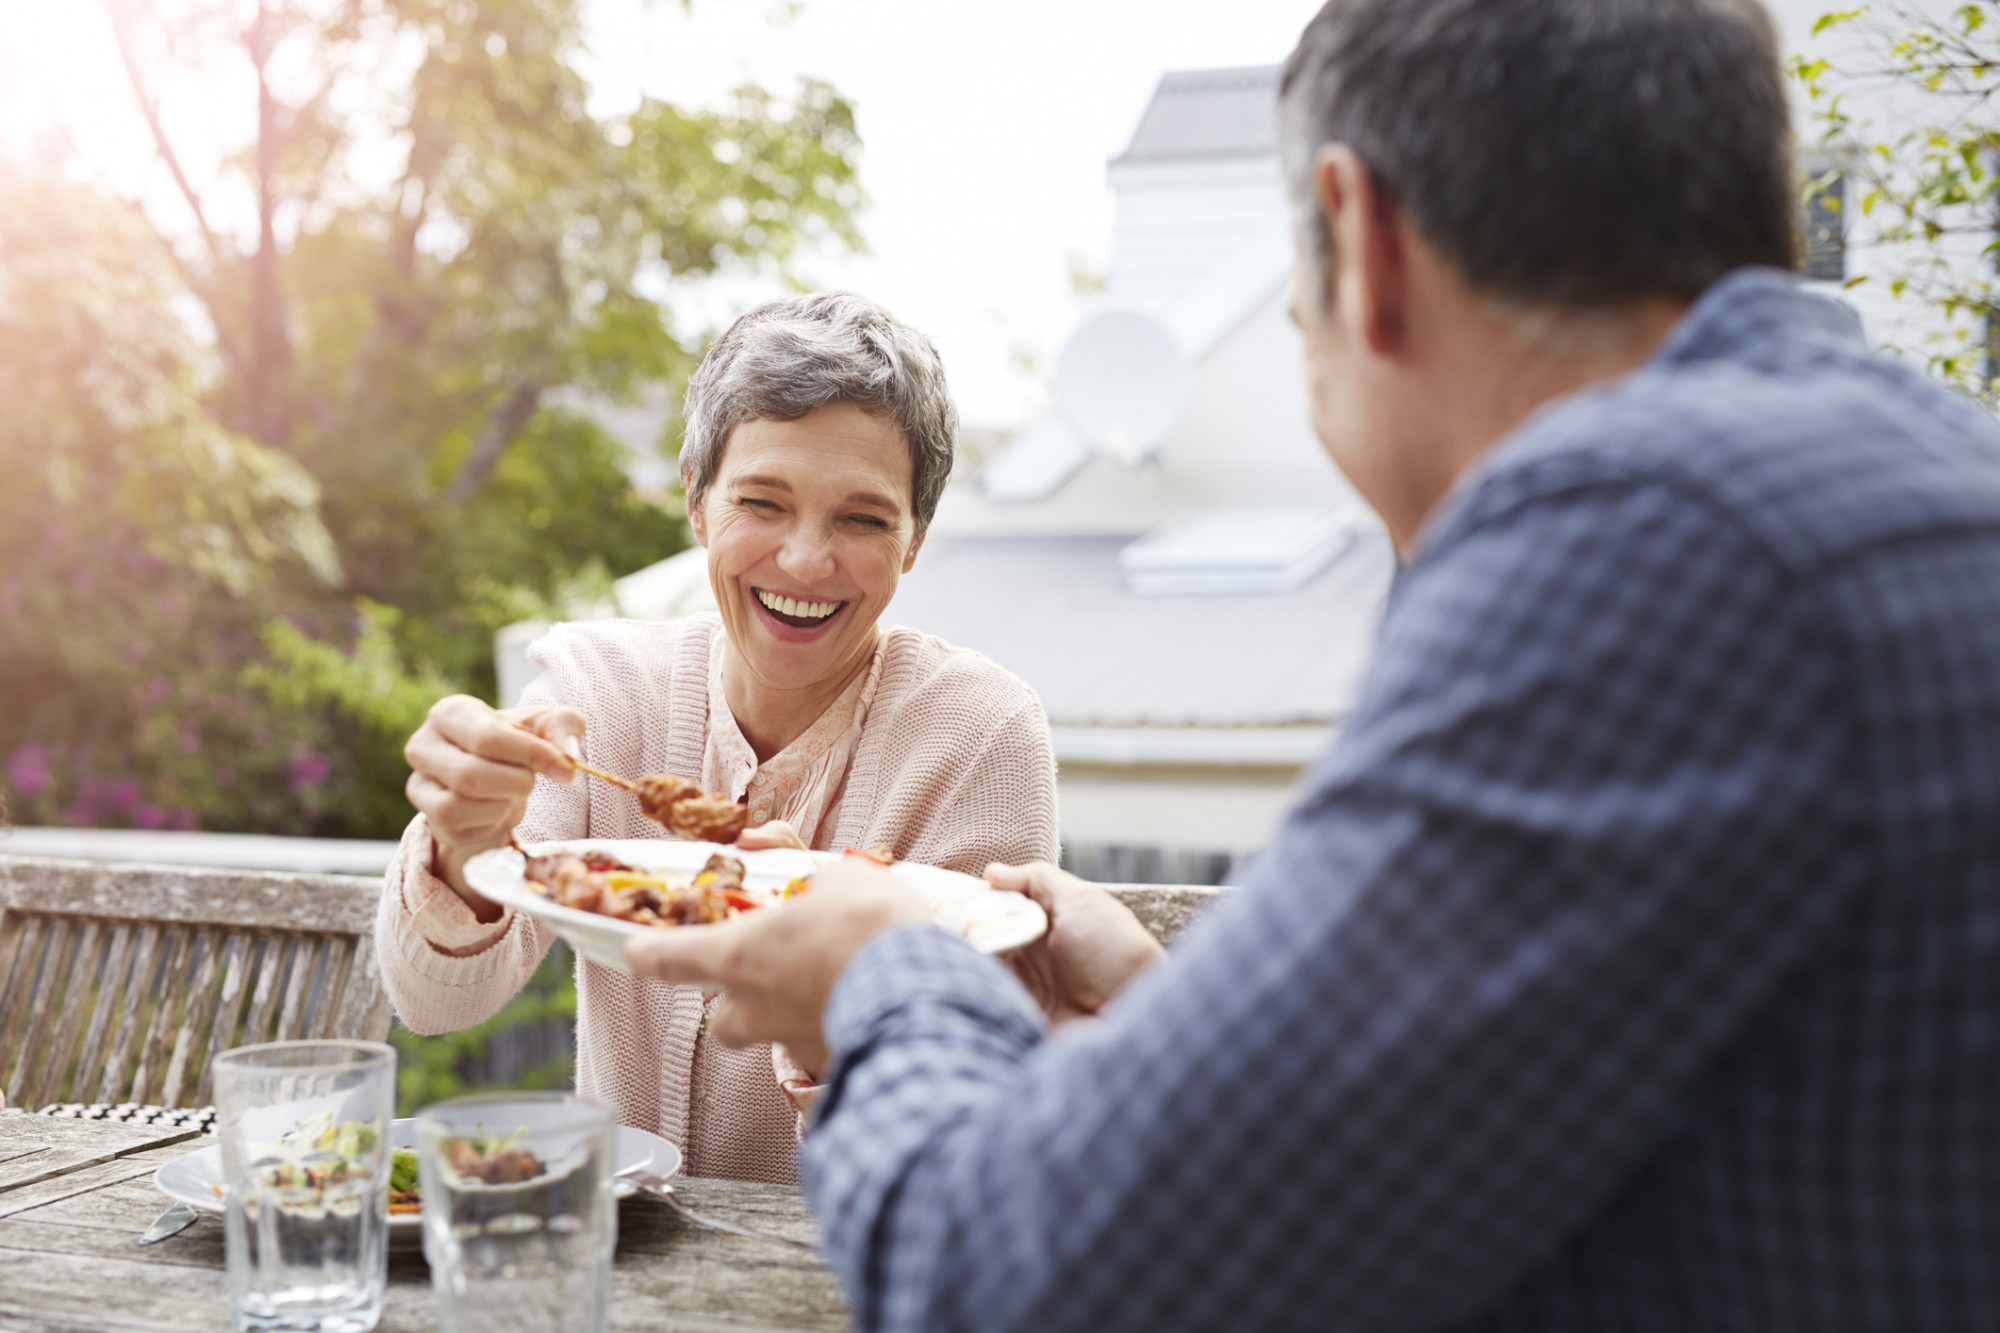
[685,478,709,548]
[1314,144,1409,356]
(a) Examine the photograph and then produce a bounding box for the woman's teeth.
[756,589,842,621]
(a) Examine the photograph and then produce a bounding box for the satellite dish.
[1053,309,1191,466]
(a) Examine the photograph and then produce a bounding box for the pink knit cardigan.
[375,615,1060,1182]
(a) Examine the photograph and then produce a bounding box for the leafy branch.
[1795,3,2000,398]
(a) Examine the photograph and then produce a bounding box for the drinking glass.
[212,1040,396,1333]
[416,1093,617,1333]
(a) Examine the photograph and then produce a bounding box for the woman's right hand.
[404,696,585,913]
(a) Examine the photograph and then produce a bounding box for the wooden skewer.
[568,755,638,793]
[501,718,746,842]
[506,720,638,792]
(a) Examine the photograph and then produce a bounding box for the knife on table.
[138,1202,200,1244]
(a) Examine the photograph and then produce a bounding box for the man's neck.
[720,628,879,763]
[1392,297,1690,554]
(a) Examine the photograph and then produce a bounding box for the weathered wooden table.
[0,1111,849,1332]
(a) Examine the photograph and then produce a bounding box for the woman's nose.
[776,521,837,582]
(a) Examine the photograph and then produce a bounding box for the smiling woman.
[379,293,1060,1184]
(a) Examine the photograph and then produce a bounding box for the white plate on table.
[154,1120,678,1245]
[464,840,1049,976]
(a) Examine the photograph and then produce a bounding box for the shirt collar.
[1405,267,1867,566]
[1648,266,1867,372]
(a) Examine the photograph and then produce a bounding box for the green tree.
[0,162,350,832]
[1795,4,2000,399]
[2,0,864,836]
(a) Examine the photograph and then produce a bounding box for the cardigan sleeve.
[373,642,593,1036]
[844,630,1061,876]
[869,692,1061,876]
[949,697,1061,869]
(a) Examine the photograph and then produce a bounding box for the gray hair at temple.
[1278,0,1797,316]
[680,292,959,534]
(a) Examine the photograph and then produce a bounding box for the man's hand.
[987,862,1165,1025]
[623,859,930,1071]
[404,696,584,918]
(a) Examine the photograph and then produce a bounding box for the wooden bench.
[0,856,391,1113]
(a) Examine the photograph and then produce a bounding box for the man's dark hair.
[1279,0,1797,311]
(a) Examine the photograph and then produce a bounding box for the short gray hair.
[680,292,958,533]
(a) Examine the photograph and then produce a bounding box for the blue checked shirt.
[802,269,2000,1332]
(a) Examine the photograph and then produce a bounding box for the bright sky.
[578,0,1330,425]
[0,0,1326,428]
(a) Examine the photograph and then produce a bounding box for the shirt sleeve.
[802,471,1866,1333]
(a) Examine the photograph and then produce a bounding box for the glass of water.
[212,1040,396,1333]
[416,1093,617,1333]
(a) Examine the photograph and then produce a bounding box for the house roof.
[886,530,1393,730]
[1113,66,1282,165]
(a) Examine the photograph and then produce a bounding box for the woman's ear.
[685,479,709,548]
[902,526,927,573]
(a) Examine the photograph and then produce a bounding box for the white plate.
[154,1120,678,1244]
[463,840,1049,976]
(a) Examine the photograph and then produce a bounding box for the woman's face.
[689,400,923,696]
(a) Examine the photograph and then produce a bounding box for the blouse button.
[751,807,770,823]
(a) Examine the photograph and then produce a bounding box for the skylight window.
[1120,508,1357,596]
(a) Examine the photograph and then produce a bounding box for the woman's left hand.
[737,818,807,851]
[987,862,1165,1026]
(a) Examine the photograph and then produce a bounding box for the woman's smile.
[752,587,850,636]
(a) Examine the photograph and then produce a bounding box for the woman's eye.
[846,514,890,530]
[740,497,780,512]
